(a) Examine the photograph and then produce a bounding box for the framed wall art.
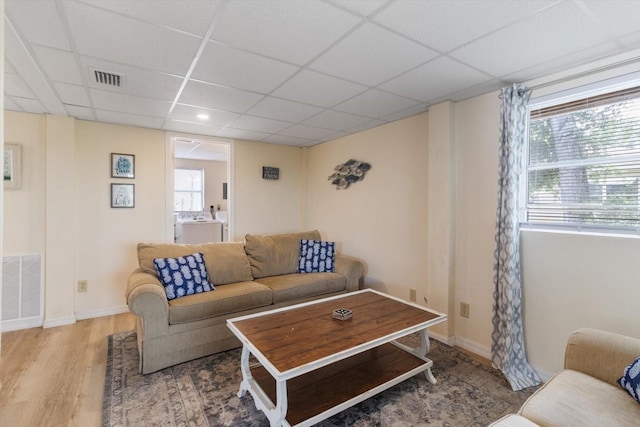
[4,143,22,190]
[111,153,135,178]
[111,183,135,208]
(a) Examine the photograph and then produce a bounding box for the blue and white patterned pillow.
[153,252,214,301]
[297,239,335,273]
[618,356,640,404]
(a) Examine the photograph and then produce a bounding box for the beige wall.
[233,139,303,240]
[74,121,167,316]
[3,112,46,255]
[453,92,501,356]
[175,158,228,212]
[303,114,438,328]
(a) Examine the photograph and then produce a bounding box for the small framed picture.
[111,183,135,208]
[4,143,22,190]
[111,153,135,178]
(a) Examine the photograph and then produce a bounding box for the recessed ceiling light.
[197,113,209,120]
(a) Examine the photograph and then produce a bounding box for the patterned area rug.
[102,331,537,426]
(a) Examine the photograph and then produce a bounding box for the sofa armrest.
[564,328,640,386]
[335,254,364,292]
[126,268,169,337]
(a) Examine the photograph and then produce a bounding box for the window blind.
[525,86,640,232]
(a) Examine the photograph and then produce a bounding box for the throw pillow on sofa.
[618,356,640,403]
[297,239,335,273]
[153,252,214,300]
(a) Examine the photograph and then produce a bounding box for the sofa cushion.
[200,242,254,285]
[297,239,335,273]
[489,414,539,427]
[245,230,321,278]
[153,252,213,300]
[137,242,253,285]
[618,357,640,403]
[168,281,273,324]
[519,369,640,427]
[256,272,346,304]
[138,243,202,275]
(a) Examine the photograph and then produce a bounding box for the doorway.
[166,134,232,243]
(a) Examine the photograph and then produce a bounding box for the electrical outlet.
[78,280,88,293]
[460,302,470,318]
[409,288,417,302]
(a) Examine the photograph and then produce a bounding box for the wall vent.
[93,69,123,87]
[2,254,44,331]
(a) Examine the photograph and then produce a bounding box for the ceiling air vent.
[92,69,123,88]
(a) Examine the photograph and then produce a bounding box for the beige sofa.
[126,230,364,374]
[491,328,640,426]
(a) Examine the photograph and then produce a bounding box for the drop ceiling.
[5,0,640,147]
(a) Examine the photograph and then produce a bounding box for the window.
[524,86,640,233]
[174,168,204,212]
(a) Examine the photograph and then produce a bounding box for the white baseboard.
[428,331,456,347]
[43,315,77,329]
[452,335,492,360]
[75,305,130,320]
[1,316,44,332]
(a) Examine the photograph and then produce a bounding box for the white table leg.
[414,329,437,384]
[237,345,251,398]
[268,380,288,427]
[415,328,430,356]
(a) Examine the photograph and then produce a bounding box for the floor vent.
[2,254,43,331]
[93,69,123,87]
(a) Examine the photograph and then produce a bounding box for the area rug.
[102,331,537,426]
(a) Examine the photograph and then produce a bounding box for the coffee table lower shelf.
[248,342,433,427]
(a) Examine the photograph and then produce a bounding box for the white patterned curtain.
[492,84,541,391]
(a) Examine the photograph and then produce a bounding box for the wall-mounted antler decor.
[328,159,371,190]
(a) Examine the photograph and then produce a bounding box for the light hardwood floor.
[0,312,135,427]
[0,312,490,427]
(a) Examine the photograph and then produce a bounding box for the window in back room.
[523,85,640,234]
[174,168,204,212]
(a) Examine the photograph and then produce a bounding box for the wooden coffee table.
[226,289,447,427]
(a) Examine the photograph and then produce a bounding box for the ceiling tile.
[171,104,239,128]
[262,134,312,146]
[381,57,492,102]
[335,89,420,118]
[5,73,34,98]
[210,0,360,65]
[65,105,96,121]
[192,42,298,93]
[374,0,553,52]
[13,97,48,114]
[583,0,640,38]
[327,0,390,17]
[309,22,438,86]
[164,120,224,136]
[303,109,373,131]
[277,124,336,140]
[230,115,292,134]
[216,127,271,141]
[246,97,323,122]
[381,104,427,122]
[53,82,91,106]
[63,1,200,76]
[32,46,83,85]
[271,70,367,108]
[346,119,386,134]
[180,80,263,113]
[6,0,71,50]
[95,110,165,130]
[5,96,21,111]
[450,1,611,77]
[80,57,183,101]
[85,0,221,36]
[90,89,171,117]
